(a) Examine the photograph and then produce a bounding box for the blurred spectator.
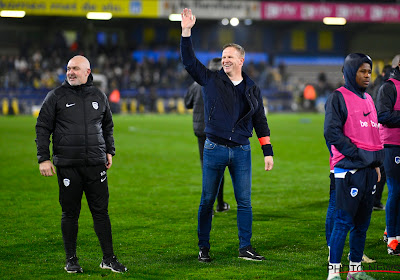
[148,86,158,112]
[370,65,392,102]
[315,72,333,98]
[136,86,146,113]
[303,84,317,111]
[315,72,334,112]
[109,80,121,114]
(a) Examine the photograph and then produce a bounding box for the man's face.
[221,47,244,77]
[355,62,371,88]
[66,57,90,86]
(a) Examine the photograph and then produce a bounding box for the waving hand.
[181,8,196,37]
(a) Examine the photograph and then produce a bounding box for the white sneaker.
[347,253,376,263]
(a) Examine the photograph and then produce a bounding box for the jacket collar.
[62,73,94,90]
[217,69,255,90]
[390,66,400,80]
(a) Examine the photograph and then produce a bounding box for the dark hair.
[222,43,245,58]
[208,58,221,71]
[383,65,392,73]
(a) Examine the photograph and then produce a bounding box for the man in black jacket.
[181,8,274,262]
[35,55,127,274]
[184,57,230,213]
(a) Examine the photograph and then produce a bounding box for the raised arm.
[181,8,196,37]
[180,8,210,86]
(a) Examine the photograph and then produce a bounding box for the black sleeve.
[101,92,115,156]
[35,90,57,163]
[324,91,358,159]
[376,81,400,127]
[184,82,196,109]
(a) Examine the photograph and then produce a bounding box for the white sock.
[396,236,400,242]
[328,263,341,279]
[328,246,330,262]
[348,261,362,275]
[388,237,396,244]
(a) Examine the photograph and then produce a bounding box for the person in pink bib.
[324,53,384,280]
[376,54,400,256]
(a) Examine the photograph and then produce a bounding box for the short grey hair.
[222,43,245,59]
[392,54,400,68]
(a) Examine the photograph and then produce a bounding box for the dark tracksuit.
[184,82,225,207]
[35,74,116,259]
[324,53,384,265]
[376,67,400,239]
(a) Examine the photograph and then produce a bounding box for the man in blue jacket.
[180,8,274,262]
[184,57,230,214]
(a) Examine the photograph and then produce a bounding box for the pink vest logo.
[331,87,383,168]
[360,120,378,128]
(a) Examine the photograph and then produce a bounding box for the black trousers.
[56,165,114,259]
[374,164,386,206]
[198,135,225,206]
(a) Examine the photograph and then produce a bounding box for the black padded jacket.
[35,74,115,167]
[184,82,205,137]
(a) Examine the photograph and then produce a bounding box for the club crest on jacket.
[92,102,99,110]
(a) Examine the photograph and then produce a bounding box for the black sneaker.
[198,247,211,263]
[64,256,83,273]
[100,255,127,273]
[216,202,230,213]
[239,245,265,261]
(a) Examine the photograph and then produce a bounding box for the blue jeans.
[198,138,252,249]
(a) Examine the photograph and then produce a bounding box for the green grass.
[0,113,395,279]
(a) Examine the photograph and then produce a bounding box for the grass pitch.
[0,113,394,279]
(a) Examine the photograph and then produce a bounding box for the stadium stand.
[0,3,399,115]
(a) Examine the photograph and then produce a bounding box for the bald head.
[66,55,91,86]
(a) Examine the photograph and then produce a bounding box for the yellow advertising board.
[0,0,158,18]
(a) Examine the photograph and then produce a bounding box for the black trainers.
[198,247,211,262]
[216,202,230,213]
[64,256,83,273]
[100,255,127,273]
[239,245,265,261]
